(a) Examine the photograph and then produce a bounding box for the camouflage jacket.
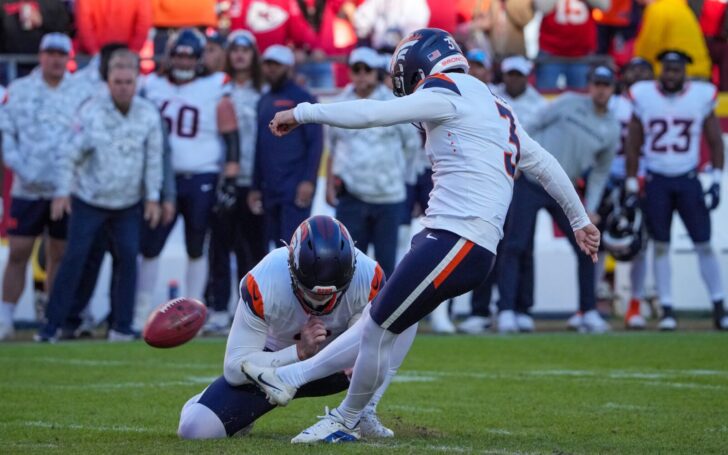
[1,71,79,199]
[56,94,163,209]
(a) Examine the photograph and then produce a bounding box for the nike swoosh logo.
[257,373,282,391]
[200,184,213,192]
[426,233,437,240]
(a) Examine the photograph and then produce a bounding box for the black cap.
[624,57,652,71]
[656,50,693,65]
[588,65,616,84]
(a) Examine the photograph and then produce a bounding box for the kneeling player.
[177,215,417,439]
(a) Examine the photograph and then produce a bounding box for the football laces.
[159,298,184,313]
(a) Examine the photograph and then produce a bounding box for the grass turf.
[1,332,727,454]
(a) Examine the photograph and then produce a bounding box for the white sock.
[1,302,16,321]
[653,242,672,306]
[630,251,647,300]
[336,316,413,428]
[695,243,725,302]
[186,257,208,301]
[138,256,160,295]
[365,369,395,414]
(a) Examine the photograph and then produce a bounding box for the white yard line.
[0,356,218,370]
[0,420,155,433]
[602,402,650,411]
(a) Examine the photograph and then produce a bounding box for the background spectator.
[248,44,323,248]
[0,33,74,341]
[74,0,152,55]
[593,0,641,66]
[473,0,535,58]
[151,0,218,56]
[492,56,547,128]
[697,0,728,89]
[204,30,266,335]
[633,0,711,79]
[0,0,70,80]
[37,50,163,343]
[535,0,610,90]
[353,0,430,51]
[227,0,319,53]
[466,48,492,84]
[326,47,420,278]
[204,30,227,73]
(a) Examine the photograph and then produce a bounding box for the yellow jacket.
[634,0,711,78]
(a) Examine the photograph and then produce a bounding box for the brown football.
[142,298,207,348]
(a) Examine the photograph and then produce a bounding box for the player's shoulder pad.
[351,250,386,302]
[240,273,265,320]
[688,80,718,103]
[627,80,654,101]
[419,73,461,96]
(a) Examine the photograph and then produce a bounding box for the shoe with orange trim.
[624,298,646,330]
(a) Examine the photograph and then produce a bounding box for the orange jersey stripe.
[246,275,265,320]
[369,264,385,302]
[432,240,475,289]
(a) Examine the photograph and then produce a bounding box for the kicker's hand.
[575,223,600,263]
[269,109,300,137]
[296,317,327,360]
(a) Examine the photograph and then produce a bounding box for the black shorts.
[7,197,67,240]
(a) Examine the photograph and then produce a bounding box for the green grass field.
[2,332,727,454]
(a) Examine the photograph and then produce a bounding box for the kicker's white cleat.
[359,409,394,438]
[241,361,297,407]
[291,407,360,443]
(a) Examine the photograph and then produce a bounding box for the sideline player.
[244,28,601,442]
[625,50,727,331]
[599,57,654,329]
[177,215,415,439]
[138,29,240,318]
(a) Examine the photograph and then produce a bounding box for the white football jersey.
[608,93,645,179]
[630,80,717,176]
[239,247,384,352]
[142,72,231,173]
[294,72,590,252]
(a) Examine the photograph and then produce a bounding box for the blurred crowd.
[0,0,726,342]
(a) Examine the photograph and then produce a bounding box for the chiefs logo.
[246,1,289,33]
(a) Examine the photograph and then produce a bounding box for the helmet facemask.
[286,216,357,316]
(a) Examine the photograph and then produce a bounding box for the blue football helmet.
[389,28,469,97]
[288,216,357,315]
[169,28,206,59]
